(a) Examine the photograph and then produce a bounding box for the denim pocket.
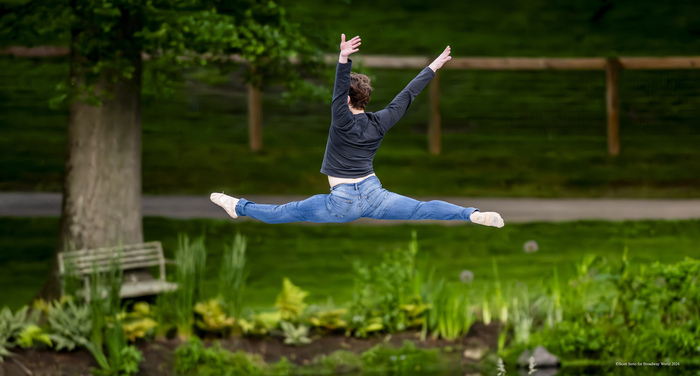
[364,186,387,209]
[326,194,354,218]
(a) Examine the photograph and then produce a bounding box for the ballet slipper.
[210,193,239,219]
[470,211,504,228]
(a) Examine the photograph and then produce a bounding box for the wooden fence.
[4,47,700,155]
[346,55,700,155]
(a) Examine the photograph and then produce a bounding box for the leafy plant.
[275,278,308,322]
[348,232,422,337]
[279,321,311,346]
[238,311,282,336]
[0,306,40,360]
[17,325,52,349]
[47,299,92,351]
[219,233,248,319]
[194,299,235,334]
[174,234,207,339]
[121,302,158,342]
[425,281,474,341]
[174,337,267,376]
[307,303,348,332]
[360,341,441,374]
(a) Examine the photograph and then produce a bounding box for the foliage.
[0,305,41,360]
[306,302,347,332]
[174,336,267,376]
[279,321,311,346]
[360,341,440,374]
[312,350,362,375]
[121,302,158,342]
[194,299,235,334]
[0,0,328,104]
[238,311,281,336]
[219,233,248,319]
[47,299,92,351]
[424,280,474,341]
[17,324,52,349]
[174,234,207,338]
[509,256,700,361]
[348,231,423,337]
[92,319,144,376]
[275,278,308,322]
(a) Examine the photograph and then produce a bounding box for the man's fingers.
[341,34,346,43]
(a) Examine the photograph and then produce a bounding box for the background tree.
[0,0,327,299]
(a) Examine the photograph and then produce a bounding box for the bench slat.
[61,242,162,257]
[67,251,161,266]
[61,248,161,262]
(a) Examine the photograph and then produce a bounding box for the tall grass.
[425,281,475,341]
[174,234,207,338]
[82,247,143,375]
[218,233,247,319]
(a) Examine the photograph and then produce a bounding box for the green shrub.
[275,278,308,322]
[219,234,248,319]
[348,232,423,337]
[519,256,700,361]
[425,281,474,341]
[279,321,311,346]
[0,305,41,360]
[174,336,267,376]
[174,234,207,338]
[194,299,235,335]
[360,341,441,374]
[47,299,92,351]
[312,350,362,374]
[121,302,158,342]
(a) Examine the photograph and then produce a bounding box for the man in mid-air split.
[211,34,505,228]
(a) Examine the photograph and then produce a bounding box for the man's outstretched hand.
[339,34,361,64]
[429,46,452,72]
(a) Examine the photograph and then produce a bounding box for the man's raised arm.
[332,34,361,127]
[375,46,452,132]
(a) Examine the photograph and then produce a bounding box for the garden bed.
[2,324,500,376]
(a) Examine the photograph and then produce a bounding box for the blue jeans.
[235,176,478,224]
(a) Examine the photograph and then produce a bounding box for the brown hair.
[349,72,373,110]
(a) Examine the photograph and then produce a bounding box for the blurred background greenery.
[1,1,699,368]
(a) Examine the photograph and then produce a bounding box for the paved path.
[2,192,700,225]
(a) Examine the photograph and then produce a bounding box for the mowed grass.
[2,57,700,198]
[1,217,698,311]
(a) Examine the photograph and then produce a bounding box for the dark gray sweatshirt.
[320,60,435,178]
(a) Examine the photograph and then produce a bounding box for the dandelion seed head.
[460,269,474,283]
[523,240,539,253]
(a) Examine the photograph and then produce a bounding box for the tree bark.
[38,8,143,300]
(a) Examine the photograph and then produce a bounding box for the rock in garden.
[462,346,486,360]
[517,346,560,368]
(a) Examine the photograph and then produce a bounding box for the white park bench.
[58,241,178,301]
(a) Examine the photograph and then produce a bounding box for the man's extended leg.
[211,191,361,224]
[361,187,504,227]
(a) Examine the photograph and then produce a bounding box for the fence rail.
[5,46,700,155]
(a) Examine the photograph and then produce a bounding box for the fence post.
[428,70,442,155]
[606,58,621,156]
[248,83,262,152]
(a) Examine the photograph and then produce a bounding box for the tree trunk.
[38,9,143,300]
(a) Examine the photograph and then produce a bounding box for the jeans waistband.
[330,175,381,192]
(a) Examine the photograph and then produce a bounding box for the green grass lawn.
[285,0,700,57]
[2,57,700,198]
[2,217,698,311]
